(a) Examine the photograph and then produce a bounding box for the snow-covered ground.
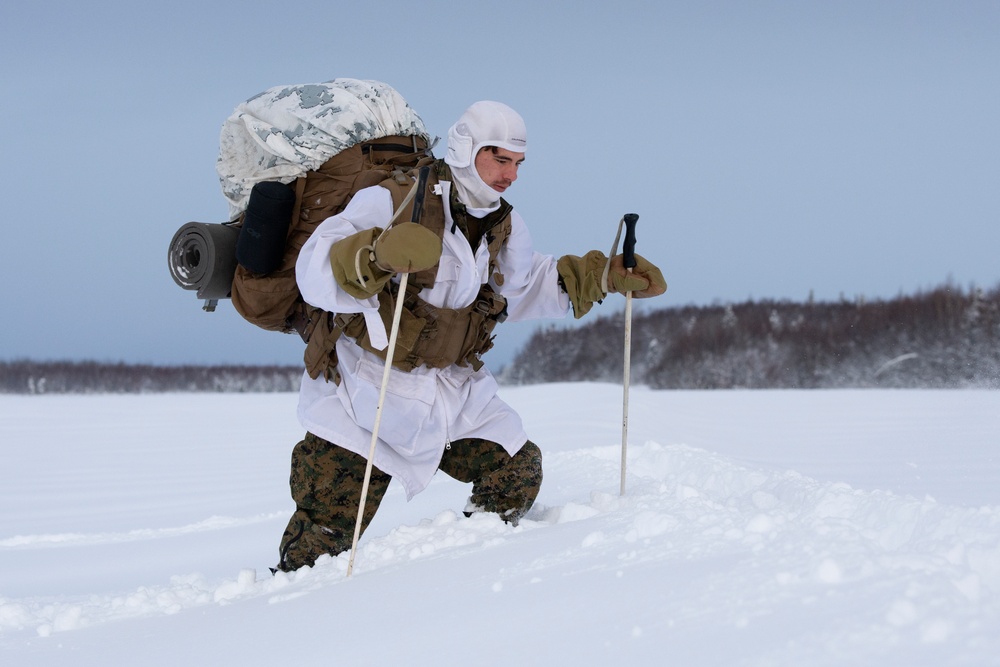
[1,385,998,665]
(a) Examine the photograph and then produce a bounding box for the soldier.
[277,101,666,571]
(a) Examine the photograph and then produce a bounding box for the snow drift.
[1,386,998,665]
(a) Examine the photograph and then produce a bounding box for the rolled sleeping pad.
[167,222,240,300]
[236,181,296,275]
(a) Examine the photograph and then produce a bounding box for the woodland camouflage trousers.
[277,432,543,572]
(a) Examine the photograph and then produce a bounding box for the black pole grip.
[622,213,639,269]
[410,166,431,223]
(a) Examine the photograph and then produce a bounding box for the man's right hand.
[373,222,442,274]
[329,224,442,299]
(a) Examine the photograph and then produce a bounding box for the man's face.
[474,146,525,193]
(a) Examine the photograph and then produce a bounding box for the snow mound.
[4,441,997,648]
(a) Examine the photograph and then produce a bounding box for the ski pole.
[346,166,430,578]
[346,271,408,578]
[619,213,638,496]
[602,213,639,495]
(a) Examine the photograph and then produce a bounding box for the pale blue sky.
[1,0,997,368]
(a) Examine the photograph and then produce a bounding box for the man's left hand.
[606,253,667,298]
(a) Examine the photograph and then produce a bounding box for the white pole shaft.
[346,271,410,577]
[621,280,633,496]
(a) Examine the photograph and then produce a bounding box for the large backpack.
[230,135,433,338]
[168,79,433,335]
[167,79,512,380]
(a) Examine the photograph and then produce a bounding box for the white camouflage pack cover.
[216,78,430,220]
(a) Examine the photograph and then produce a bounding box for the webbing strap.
[362,142,419,154]
[352,175,423,284]
[601,216,627,293]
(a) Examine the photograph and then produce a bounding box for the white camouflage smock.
[295,181,571,498]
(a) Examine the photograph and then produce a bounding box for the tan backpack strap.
[292,176,307,227]
[382,175,422,232]
[351,175,425,282]
[373,162,445,290]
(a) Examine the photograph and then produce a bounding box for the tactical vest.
[303,160,513,383]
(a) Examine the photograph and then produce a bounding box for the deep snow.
[1,385,998,666]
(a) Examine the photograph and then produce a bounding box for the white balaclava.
[444,101,527,210]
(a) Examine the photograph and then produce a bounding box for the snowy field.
[1,385,999,666]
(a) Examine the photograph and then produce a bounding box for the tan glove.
[372,222,442,273]
[557,250,667,318]
[329,228,391,299]
[607,253,667,299]
[329,223,443,299]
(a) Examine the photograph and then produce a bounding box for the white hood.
[444,101,527,209]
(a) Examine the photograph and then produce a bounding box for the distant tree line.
[0,361,301,394]
[5,282,998,393]
[500,282,1000,389]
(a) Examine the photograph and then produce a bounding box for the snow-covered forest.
[3,282,998,394]
[0,362,301,394]
[503,282,1000,389]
